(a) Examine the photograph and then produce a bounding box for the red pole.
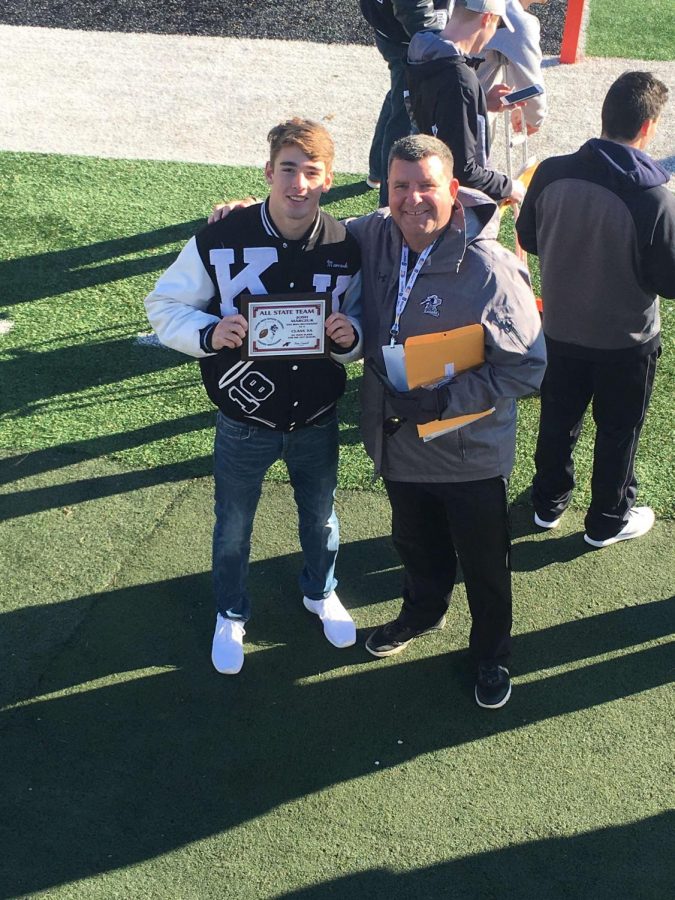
[560,0,587,64]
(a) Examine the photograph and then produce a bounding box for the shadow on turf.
[275,810,674,898]
[0,219,204,307]
[0,452,213,521]
[0,413,217,517]
[0,419,365,523]
[0,546,673,896]
[0,336,193,417]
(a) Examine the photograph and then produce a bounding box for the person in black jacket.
[360,0,450,206]
[145,119,362,674]
[406,0,526,203]
[517,72,675,547]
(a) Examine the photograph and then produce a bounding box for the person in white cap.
[406,0,527,204]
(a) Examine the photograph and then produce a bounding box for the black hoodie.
[406,30,512,201]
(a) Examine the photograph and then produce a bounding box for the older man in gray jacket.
[351,134,545,708]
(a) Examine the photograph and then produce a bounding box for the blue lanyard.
[390,240,435,346]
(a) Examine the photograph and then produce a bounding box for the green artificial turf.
[1,151,672,515]
[1,150,674,899]
[586,0,675,60]
[1,475,673,898]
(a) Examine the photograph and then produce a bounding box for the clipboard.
[404,324,494,441]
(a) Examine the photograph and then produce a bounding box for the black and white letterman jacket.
[145,200,362,430]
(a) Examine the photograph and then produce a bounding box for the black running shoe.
[365,616,446,658]
[475,663,511,709]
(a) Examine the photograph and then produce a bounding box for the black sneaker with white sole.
[365,615,446,658]
[475,663,511,709]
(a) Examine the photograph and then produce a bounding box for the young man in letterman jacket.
[145,119,362,675]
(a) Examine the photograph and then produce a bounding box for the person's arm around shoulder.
[208,196,258,224]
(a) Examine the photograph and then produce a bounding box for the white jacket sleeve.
[330,270,364,364]
[144,237,221,358]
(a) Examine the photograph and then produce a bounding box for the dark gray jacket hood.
[588,138,670,190]
[407,30,463,64]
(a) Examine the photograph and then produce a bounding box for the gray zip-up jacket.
[347,188,546,482]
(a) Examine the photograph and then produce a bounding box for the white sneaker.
[365,176,381,190]
[534,511,562,529]
[584,506,655,548]
[211,614,245,674]
[303,592,356,648]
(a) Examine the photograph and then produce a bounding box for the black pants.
[532,350,658,540]
[383,477,512,665]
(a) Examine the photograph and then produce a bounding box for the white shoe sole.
[584,508,655,548]
[364,616,446,658]
[212,658,243,675]
[475,682,512,709]
[534,512,561,529]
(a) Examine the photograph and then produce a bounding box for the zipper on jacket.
[457,428,466,461]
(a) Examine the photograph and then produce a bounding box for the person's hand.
[208,196,258,225]
[526,123,539,137]
[486,83,514,113]
[211,314,248,350]
[367,359,444,425]
[325,312,356,349]
[386,385,445,424]
[509,178,527,204]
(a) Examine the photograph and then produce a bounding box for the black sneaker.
[475,663,511,709]
[365,615,446,658]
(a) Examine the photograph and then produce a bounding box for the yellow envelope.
[404,325,494,441]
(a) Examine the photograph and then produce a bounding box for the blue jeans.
[212,411,340,621]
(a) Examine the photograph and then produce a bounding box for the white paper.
[382,344,408,392]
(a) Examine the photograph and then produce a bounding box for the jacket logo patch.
[420,294,443,317]
[326,259,348,269]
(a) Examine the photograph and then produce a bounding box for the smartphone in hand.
[501,83,544,106]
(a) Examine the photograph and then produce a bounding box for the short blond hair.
[267,118,335,170]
